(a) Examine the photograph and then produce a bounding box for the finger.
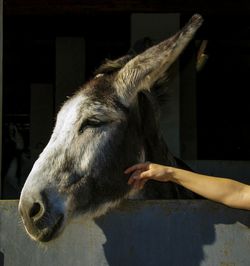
[140,171,152,179]
[124,164,144,174]
[124,162,150,174]
[127,170,141,184]
[133,179,142,190]
[139,179,147,190]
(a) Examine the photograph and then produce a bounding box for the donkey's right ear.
[113,14,203,106]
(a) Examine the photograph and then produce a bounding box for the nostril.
[29,202,42,219]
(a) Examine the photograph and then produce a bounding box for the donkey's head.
[19,14,203,242]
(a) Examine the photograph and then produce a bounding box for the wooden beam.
[4,0,250,16]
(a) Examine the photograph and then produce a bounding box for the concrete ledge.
[1,200,250,266]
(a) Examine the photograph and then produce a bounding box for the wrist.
[164,166,176,182]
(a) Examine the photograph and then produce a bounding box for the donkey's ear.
[113,14,203,106]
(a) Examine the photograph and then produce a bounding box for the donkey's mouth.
[36,214,65,242]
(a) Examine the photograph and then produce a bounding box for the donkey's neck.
[142,132,177,167]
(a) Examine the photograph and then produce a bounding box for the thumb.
[137,170,151,180]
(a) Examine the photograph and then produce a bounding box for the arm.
[125,162,250,210]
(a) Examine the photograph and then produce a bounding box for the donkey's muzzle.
[18,191,65,242]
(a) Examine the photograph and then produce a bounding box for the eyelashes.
[78,118,108,134]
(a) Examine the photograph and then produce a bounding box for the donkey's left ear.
[113,14,203,106]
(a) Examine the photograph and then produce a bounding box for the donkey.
[18,14,203,242]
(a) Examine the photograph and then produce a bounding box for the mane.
[94,55,133,75]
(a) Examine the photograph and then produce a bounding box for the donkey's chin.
[26,214,65,243]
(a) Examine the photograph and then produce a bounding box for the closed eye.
[78,119,108,134]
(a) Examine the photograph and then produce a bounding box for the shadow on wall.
[95,200,250,266]
[1,200,250,266]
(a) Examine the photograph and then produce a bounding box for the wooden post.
[30,84,54,163]
[56,37,85,112]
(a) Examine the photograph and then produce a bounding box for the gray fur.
[18,14,203,242]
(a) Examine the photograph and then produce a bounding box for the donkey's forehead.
[57,92,125,124]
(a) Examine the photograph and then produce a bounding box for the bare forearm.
[125,162,250,210]
[171,168,250,210]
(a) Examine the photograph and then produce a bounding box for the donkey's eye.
[79,119,107,134]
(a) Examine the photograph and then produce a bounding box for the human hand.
[124,162,173,190]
